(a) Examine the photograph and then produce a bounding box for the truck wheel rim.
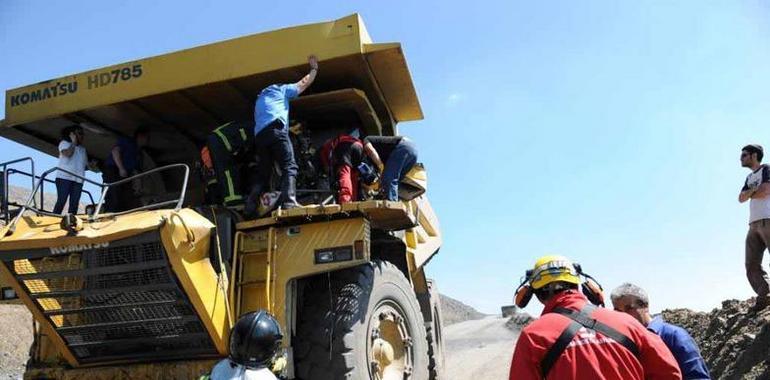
[367,300,413,380]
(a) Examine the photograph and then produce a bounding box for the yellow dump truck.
[0,14,444,380]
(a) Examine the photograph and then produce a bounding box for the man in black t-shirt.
[363,135,418,201]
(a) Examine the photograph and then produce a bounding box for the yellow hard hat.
[527,255,580,290]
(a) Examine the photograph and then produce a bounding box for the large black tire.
[294,261,430,380]
[426,279,446,380]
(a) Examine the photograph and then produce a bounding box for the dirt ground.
[443,316,519,380]
[0,306,514,379]
[0,305,33,380]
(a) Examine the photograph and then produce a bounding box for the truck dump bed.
[1,13,422,166]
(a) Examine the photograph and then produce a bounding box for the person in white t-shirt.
[739,144,770,311]
[54,126,88,215]
[200,310,282,380]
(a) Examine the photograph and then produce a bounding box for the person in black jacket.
[205,121,255,207]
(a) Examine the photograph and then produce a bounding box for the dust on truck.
[0,14,444,380]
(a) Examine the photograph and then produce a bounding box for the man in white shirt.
[202,310,282,380]
[207,359,277,380]
[54,126,88,214]
[739,144,770,311]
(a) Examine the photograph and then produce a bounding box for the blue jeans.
[381,139,418,201]
[53,178,83,214]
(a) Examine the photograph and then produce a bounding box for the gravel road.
[443,316,519,380]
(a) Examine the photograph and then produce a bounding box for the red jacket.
[509,291,682,380]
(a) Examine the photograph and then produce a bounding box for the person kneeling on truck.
[611,283,711,380]
[362,135,418,201]
[509,255,681,380]
[247,55,318,214]
[202,310,283,380]
[205,120,255,208]
[320,134,379,204]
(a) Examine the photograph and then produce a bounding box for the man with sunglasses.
[611,283,710,379]
[739,144,770,312]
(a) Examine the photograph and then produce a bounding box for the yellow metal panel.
[236,218,370,349]
[4,14,367,127]
[235,200,413,230]
[159,209,229,355]
[0,211,172,251]
[364,43,424,121]
[240,229,269,253]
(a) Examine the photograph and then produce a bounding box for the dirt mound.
[440,294,486,326]
[663,297,770,379]
[0,305,33,379]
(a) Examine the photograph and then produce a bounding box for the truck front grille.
[1,231,218,364]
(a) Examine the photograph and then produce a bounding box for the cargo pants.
[746,218,770,296]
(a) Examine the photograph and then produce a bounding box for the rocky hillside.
[663,297,770,379]
[439,294,486,326]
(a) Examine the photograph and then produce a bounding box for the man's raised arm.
[294,55,319,95]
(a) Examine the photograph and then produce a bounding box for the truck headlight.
[314,246,353,264]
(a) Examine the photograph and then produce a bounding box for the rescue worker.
[202,310,282,380]
[102,127,150,212]
[249,55,318,211]
[738,144,770,312]
[320,134,366,203]
[611,283,710,379]
[205,121,254,207]
[362,135,418,201]
[509,255,682,380]
[199,145,221,205]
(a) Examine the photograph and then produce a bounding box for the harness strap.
[540,319,582,377]
[540,304,641,379]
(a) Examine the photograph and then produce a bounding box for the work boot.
[750,295,770,313]
[243,184,263,219]
[280,176,301,210]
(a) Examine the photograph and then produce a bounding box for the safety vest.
[212,121,255,156]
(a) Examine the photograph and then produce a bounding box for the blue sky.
[2,1,769,315]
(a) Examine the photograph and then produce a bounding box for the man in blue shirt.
[246,55,318,214]
[611,283,711,380]
[102,127,150,212]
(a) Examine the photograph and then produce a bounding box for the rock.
[662,297,770,379]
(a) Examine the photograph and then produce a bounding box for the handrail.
[1,157,35,223]
[5,164,190,234]
[89,163,190,220]
[5,168,97,207]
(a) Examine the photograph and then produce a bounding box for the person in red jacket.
[509,255,682,380]
[320,134,366,204]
